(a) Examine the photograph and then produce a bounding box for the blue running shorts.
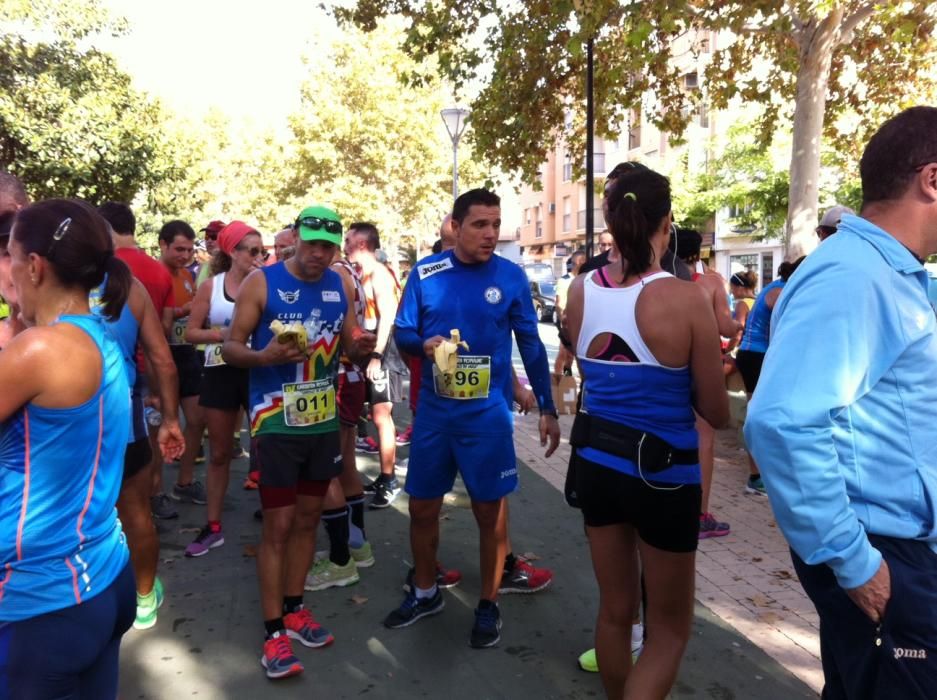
[405,424,518,502]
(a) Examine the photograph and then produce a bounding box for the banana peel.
[269,320,308,354]
[434,329,469,375]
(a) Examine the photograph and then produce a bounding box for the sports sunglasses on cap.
[295,216,342,235]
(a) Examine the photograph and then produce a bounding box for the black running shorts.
[574,452,702,553]
[199,364,249,412]
[735,350,765,395]
[170,345,203,399]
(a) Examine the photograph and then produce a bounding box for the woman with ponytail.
[0,199,135,696]
[183,221,265,557]
[565,166,728,699]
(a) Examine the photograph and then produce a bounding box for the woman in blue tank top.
[0,199,135,698]
[565,164,728,698]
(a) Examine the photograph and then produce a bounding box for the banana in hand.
[269,320,308,354]
[434,329,469,375]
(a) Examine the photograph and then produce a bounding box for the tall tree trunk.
[785,9,843,260]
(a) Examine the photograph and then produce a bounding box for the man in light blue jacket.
[745,106,937,699]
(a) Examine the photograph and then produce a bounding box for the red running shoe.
[499,556,552,594]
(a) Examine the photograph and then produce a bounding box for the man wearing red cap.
[197,220,227,285]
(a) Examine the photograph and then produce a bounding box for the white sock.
[415,584,438,600]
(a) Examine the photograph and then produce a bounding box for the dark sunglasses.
[236,245,268,259]
[296,216,342,235]
[205,233,218,241]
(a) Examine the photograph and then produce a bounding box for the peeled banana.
[434,329,469,375]
[269,320,308,354]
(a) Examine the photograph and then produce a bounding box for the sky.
[97,0,335,127]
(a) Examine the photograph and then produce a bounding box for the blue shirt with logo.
[395,250,554,435]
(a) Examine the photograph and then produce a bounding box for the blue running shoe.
[383,589,444,629]
[470,602,502,648]
[261,631,303,679]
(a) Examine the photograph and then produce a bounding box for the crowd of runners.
[1,105,936,700]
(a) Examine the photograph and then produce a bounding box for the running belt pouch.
[569,413,698,473]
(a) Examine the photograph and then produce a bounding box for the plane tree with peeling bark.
[341,0,936,257]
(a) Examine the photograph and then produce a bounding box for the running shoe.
[232,444,250,460]
[470,602,502,648]
[698,512,731,539]
[403,564,462,592]
[355,436,379,454]
[369,478,401,509]
[383,589,445,629]
[395,425,413,446]
[184,525,225,557]
[195,445,206,464]
[304,558,360,591]
[499,556,553,594]
[171,480,207,504]
[746,475,768,495]
[150,493,178,520]
[283,608,334,648]
[350,541,375,568]
[578,648,598,673]
[243,469,260,490]
[134,577,164,630]
[260,631,303,679]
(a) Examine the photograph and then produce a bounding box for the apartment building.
[516,29,783,288]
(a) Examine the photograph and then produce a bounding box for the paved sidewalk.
[119,413,817,698]
[513,410,824,694]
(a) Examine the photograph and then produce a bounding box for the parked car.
[529,280,557,323]
[522,262,556,284]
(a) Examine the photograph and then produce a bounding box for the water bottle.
[145,407,162,428]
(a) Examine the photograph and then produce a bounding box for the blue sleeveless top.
[248,263,346,436]
[739,279,785,353]
[0,315,131,621]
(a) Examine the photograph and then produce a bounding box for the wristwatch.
[370,352,384,360]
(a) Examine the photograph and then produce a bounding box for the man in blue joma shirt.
[745,106,937,699]
[385,188,560,649]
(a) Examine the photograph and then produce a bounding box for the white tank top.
[208,272,236,328]
[576,269,673,367]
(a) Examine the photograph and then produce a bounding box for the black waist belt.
[569,412,698,474]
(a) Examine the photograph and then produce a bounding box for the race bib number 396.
[282,378,336,427]
[433,355,491,400]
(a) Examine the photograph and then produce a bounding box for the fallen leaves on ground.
[350,594,368,605]
[243,544,257,557]
[748,594,775,608]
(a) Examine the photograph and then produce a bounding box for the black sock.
[264,617,285,638]
[323,507,350,566]
[750,472,761,480]
[503,552,516,575]
[477,598,498,610]
[347,493,366,542]
[282,595,304,615]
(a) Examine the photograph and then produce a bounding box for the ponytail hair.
[209,248,233,277]
[778,256,806,282]
[605,165,672,278]
[13,198,131,321]
[730,271,757,289]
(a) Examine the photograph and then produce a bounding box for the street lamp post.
[573,0,596,259]
[441,107,470,201]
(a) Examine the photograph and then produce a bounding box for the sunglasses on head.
[296,216,342,235]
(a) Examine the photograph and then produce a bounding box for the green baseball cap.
[295,205,342,245]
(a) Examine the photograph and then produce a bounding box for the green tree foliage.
[0,0,170,203]
[286,18,488,256]
[341,1,937,256]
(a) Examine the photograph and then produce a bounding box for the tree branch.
[840,2,877,39]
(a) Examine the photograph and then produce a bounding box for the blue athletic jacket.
[744,215,937,589]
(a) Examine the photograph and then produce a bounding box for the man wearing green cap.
[223,205,376,680]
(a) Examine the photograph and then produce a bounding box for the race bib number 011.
[169,318,188,345]
[282,378,336,427]
[433,355,491,400]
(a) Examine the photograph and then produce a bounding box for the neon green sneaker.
[350,541,375,568]
[134,577,164,630]
[578,648,598,673]
[304,558,360,592]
